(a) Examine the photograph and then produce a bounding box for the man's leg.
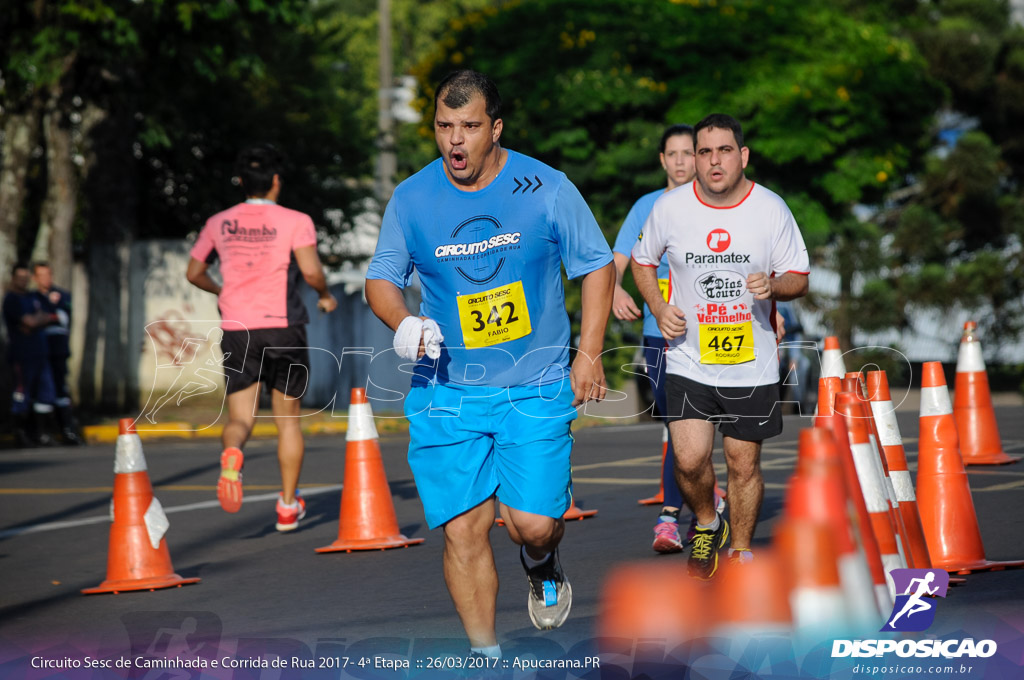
[669,419,717,525]
[223,383,259,450]
[721,435,763,551]
[499,505,564,559]
[271,388,303,505]
[443,499,499,649]
[670,417,730,579]
[500,504,571,630]
[217,383,259,513]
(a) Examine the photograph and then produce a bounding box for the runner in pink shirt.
[186,144,338,532]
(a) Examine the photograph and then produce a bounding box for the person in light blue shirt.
[365,70,614,658]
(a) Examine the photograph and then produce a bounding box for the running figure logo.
[881,568,950,632]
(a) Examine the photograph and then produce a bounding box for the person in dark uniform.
[33,262,82,444]
[3,263,57,447]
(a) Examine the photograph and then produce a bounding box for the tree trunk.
[78,98,140,413]
[33,93,79,286]
[0,98,43,277]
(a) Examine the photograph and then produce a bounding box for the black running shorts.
[665,373,783,442]
[220,326,310,398]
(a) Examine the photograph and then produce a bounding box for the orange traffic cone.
[82,419,200,594]
[775,519,848,635]
[815,410,892,616]
[563,498,598,520]
[712,549,792,640]
[916,362,1024,574]
[598,562,709,645]
[316,389,424,553]
[954,322,1019,466]
[787,427,880,630]
[638,428,667,505]
[818,376,842,417]
[821,336,847,380]
[866,370,933,570]
[835,394,907,594]
[842,377,914,568]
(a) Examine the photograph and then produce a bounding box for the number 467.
[709,335,744,351]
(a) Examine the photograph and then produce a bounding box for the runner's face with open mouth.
[434,93,503,189]
[695,126,749,204]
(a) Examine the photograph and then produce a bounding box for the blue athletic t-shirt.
[367,149,612,387]
[612,188,672,338]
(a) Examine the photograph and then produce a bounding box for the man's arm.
[746,271,809,302]
[570,261,614,406]
[611,253,642,321]
[631,258,686,339]
[293,245,338,313]
[365,278,415,332]
[185,257,222,296]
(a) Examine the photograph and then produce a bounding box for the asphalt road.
[1,408,1023,679]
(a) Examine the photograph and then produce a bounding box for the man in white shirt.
[631,113,809,580]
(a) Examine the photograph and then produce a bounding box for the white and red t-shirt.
[191,201,318,329]
[631,181,809,387]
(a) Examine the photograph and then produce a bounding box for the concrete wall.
[61,239,409,423]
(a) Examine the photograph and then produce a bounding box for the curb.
[81,418,411,444]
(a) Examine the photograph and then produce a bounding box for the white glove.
[421,318,443,359]
[394,316,444,361]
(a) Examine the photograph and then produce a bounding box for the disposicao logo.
[882,568,949,632]
[831,568,998,660]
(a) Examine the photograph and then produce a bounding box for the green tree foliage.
[840,0,1024,348]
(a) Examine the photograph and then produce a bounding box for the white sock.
[470,644,502,659]
[695,513,721,531]
[521,545,551,569]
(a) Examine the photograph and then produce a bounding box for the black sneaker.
[687,513,730,580]
[521,548,572,630]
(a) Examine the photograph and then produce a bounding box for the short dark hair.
[12,262,29,276]
[434,70,502,123]
[659,124,694,153]
[32,261,51,272]
[694,113,744,148]
[236,143,284,196]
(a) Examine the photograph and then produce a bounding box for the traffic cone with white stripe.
[842,376,913,569]
[789,426,881,631]
[916,362,1024,574]
[866,370,932,570]
[638,428,667,505]
[821,336,847,380]
[835,394,907,596]
[780,428,875,634]
[316,389,425,552]
[83,419,200,594]
[815,410,892,616]
[954,322,1019,466]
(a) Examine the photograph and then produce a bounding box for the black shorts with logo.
[220,326,310,398]
[665,373,783,442]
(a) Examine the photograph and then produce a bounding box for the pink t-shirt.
[191,202,318,329]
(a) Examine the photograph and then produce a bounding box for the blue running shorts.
[404,377,578,529]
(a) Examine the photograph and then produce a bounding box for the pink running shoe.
[652,519,684,554]
[275,493,307,532]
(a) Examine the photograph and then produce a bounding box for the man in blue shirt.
[366,70,614,658]
[33,262,82,444]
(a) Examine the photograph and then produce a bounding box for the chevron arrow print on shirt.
[512,175,543,194]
